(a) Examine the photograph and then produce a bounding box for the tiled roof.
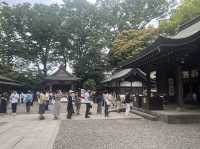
[102,68,146,83]
[0,75,22,86]
[44,65,80,81]
[121,16,200,68]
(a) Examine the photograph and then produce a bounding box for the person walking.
[96,92,103,114]
[38,91,46,120]
[84,90,91,118]
[104,92,113,117]
[125,92,131,115]
[25,91,33,113]
[0,92,8,113]
[53,91,62,119]
[67,90,74,119]
[10,91,19,115]
[75,91,81,115]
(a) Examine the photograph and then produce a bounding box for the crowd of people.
[0,89,133,120]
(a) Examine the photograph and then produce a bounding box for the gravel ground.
[53,119,200,149]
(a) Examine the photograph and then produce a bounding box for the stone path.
[0,114,60,149]
[2,104,200,149]
[0,107,141,149]
[53,119,200,149]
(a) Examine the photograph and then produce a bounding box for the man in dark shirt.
[67,90,74,119]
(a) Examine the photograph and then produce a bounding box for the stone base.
[152,110,200,124]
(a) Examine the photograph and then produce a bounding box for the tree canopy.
[0,0,172,87]
[109,28,159,67]
[160,0,200,34]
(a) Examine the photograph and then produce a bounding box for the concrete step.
[130,110,158,121]
[109,108,125,112]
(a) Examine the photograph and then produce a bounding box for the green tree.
[0,3,18,66]
[6,3,62,76]
[109,28,159,67]
[60,0,108,83]
[96,0,171,68]
[83,79,96,90]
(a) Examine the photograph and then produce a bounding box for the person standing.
[84,90,91,118]
[116,94,121,113]
[67,90,74,119]
[96,92,103,114]
[20,92,25,104]
[44,91,50,111]
[9,91,19,115]
[75,91,81,115]
[25,91,33,113]
[104,92,113,117]
[0,92,8,113]
[53,91,62,119]
[38,91,46,120]
[125,92,131,115]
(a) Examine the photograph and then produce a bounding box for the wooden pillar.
[71,84,74,90]
[147,71,151,100]
[176,66,184,107]
[49,85,52,92]
[118,81,121,94]
[131,81,133,94]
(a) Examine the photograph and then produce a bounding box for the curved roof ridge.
[179,15,200,32]
[45,64,80,81]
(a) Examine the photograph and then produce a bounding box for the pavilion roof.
[102,68,146,84]
[0,80,22,86]
[0,75,22,86]
[44,65,80,81]
[0,75,17,82]
[121,16,200,69]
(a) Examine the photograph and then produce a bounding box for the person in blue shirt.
[25,90,33,113]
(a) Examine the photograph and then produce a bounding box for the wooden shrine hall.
[101,68,151,95]
[122,16,200,110]
[41,65,80,92]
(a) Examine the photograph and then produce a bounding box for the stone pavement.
[0,108,141,149]
[2,104,200,149]
[0,114,60,149]
[53,119,200,149]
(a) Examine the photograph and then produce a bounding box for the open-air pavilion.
[0,75,22,93]
[41,65,80,92]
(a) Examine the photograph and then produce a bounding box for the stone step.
[109,108,125,112]
[130,110,158,121]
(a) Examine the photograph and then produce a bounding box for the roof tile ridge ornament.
[56,64,74,77]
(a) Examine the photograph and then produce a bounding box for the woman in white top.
[53,91,62,119]
[10,91,19,114]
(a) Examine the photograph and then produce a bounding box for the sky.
[1,0,96,5]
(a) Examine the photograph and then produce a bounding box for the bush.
[83,79,96,91]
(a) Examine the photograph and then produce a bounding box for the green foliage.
[109,28,159,67]
[96,0,170,68]
[83,79,96,90]
[60,0,108,83]
[160,0,200,34]
[0,0,171,86]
